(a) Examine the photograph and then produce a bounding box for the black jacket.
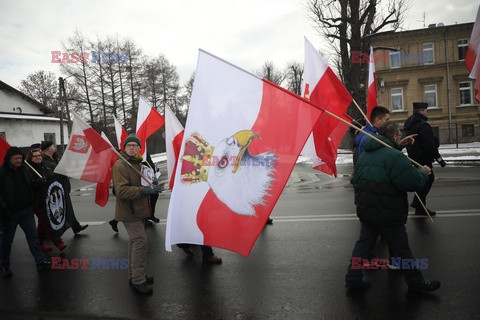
[403,113,441,166]
[0,163,35,212]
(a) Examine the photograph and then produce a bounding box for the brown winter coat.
[112,151,150,222]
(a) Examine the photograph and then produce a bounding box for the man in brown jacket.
[112,134,161,294]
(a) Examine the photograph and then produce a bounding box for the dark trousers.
[149,193,159,219]
[411,167,435,209]
[33,207,61,246]
[0,207,46,267]
[345,223,423,285]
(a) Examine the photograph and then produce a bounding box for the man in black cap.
[403,102,446,216]
[0,147,51,277]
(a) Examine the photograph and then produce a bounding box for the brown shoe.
[203,256,222,264]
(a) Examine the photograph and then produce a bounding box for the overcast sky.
[0,0,478,90]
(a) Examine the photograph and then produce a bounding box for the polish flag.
[165,106,184,190]
[55,113,114,183]
[367,46,378,119]
[113,115,128,149]
[94,132,118,207]
[165,50,322,256]
[0,135,10,165]
[301,38,353,177]
[136,96,165,158]
[466,5,480,102]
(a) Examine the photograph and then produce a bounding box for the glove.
[141,185,162,196]
[436,157,446,167]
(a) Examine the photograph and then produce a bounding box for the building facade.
[0,80,68,149]
[370,22,478,143]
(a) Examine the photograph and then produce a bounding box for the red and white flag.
[114,116,128,149]
[0,135,10,166]
[466,5,480,102]
[367,46,378,119]
[165,106,184,190]
[55,113,114,183]
[136,96,165,158]
[94,132,118,207]
[165,50,322,256]
[301,38,353,177]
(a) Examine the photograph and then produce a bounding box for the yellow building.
[370,22,478,143]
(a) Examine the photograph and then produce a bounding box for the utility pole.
[58,77,65,154]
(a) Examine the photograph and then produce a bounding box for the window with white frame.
[390,50,401,68]
[424,84,437,108]
[391,88,404,111]
[422,43,434,64]
[458,39,468,61]
[459,81,473,105]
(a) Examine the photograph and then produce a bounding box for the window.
[391,88,404,111]
[422,43,434,64]
[424,84,437,108]
[44,133,56,146]
[458,39,468,61]
[462,124,474,138]
[459,81,473,105]
[390,50,401,68]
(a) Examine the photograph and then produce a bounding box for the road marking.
[82,210,480,226]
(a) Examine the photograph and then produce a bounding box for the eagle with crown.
[180,130,277,216]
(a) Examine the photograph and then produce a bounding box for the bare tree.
[306,0,410,118]
[255,61,286,85]
[19,70,58,111]
[284,61,304,96]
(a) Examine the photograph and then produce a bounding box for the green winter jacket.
[353,135,429,225]
[112,151,151,222]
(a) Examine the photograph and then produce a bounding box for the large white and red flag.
[165,106,185,190]
[136,96,165,158]
[367,46,378,119]
[301,38,353,177]
[55,113,114,183]
[0,135,10,166]
[466,5,480,102]
[113,115,128,149]
[165,50,322,256]
[94,132,118,207]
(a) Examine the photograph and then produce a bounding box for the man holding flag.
[0,147,51,278]
[112,133,161,294]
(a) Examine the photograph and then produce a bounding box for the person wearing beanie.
[0,147,51,277]
[403,102,446,216]
[40,141,88,234]
[112,134,161,294]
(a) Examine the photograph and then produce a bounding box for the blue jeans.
[1,207,46,267]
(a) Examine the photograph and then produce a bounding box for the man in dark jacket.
[345,121,440,292]
[404,102,446,216]
[0,147,51,278]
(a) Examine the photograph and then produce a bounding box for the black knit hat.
[4,146,24,165]
[30,143,41,149]
[41,140,54,151]
[413,102,428,110]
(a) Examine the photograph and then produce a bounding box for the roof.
[0,79,53,114]
[369,22,474,40]
[0,113,61,122]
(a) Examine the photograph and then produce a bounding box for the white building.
[0,80,68,148]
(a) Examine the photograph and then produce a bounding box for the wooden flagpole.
[111,148,154,187]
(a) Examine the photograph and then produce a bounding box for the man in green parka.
[345,121,440,292]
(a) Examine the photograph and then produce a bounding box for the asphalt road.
[0,163,479,319]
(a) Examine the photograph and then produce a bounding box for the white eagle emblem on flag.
[180,130,277,216]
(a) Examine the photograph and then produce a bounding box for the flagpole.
[111,148,154,186]
[24,160,43,178]
[323,109,433,222]
[352,99,372,127]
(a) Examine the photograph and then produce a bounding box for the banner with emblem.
[55,113,115,183]
[165,50,323,256]
[39,173,76,241]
